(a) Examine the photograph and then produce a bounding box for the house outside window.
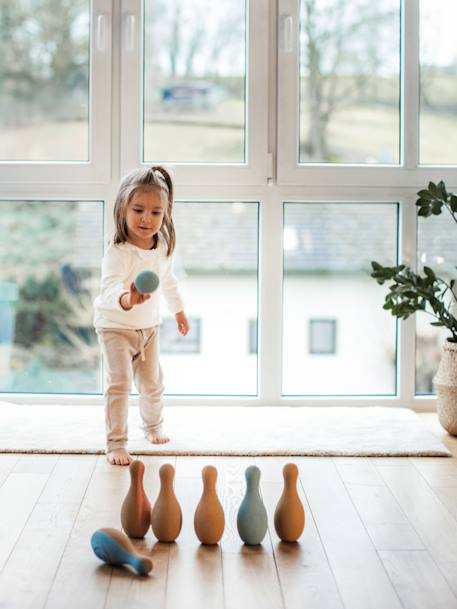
[309,319,337,355]
[161,318,201,354]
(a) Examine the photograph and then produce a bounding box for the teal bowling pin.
[237,465,268,545]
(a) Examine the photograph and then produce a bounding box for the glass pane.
[0,1,90,162]
[283,203,398,396]
[416,213,457,394]
[309,319,337,354]
[163,202,258,395]
[143,0,246,163]
[420,0,457,164]
[299,0,400,164]
[0,200,103,393]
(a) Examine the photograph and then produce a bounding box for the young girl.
[94,166,190,466]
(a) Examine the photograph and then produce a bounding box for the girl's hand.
[120,282,151,310]
[175,311,190,336]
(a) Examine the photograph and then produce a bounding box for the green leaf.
[449,195,457,213]
[431,322,444,327]
[417,189,434,201]
[431,200,443,215]
[418,207,431,217]
[437,180,447,199]
[424,266,436,281]
[428,181,438,196]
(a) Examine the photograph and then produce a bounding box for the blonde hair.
[113,166,176,256]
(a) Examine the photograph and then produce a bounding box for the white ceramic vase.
[434,340,457,435]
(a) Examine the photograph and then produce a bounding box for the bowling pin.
[194,465,225,545]
[151,463,182,542]
[274,463,305,542]
[91,527,153,575]
[237,465,268,545]
[121,460,151,538]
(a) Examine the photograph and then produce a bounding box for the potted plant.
[371,181,457,433]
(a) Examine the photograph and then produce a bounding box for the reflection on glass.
[283,203,398,396]
[299,0,400,164]
[0,1,90,161]
[143,0,246,163]
[420,0,457,164]
[0,201,103,393]
[416,213,457,394]
[162,202,258,395]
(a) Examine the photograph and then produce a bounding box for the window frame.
[1,0,455,412]
[0,0,113,185]
[277,0,457,186]
[120,0,270,186]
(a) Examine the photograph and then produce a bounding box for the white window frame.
[277,0,457,187]
[274,0,457,411]
[0,0,112,185]
[2,0,455,413]
[120,0,270,186]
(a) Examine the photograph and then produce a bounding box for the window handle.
[279,14,294,53]
[96,14,107,51]
[125,14,136,52]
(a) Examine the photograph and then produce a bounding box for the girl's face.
[125,189,166,249]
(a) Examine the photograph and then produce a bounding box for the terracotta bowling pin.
[121,460,151,538]
[91,528,153,575]
[237,465,268,545]
[151,463,182,542]
[194,465,225,545]
[274,463,305,542]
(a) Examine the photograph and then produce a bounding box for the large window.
[283,203,398,396]
[143,0,246,163]
[420,0,457,165]
[299,0,401,164]
[0,200,103,394]
[1,1,456,408]
[162,202,259,396]
[0,1,90,162]
[416,211,457,394]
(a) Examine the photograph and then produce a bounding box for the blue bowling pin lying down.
[237,465,268,545]
[91,528,153,575]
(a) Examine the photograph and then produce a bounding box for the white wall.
[159,272,397,396]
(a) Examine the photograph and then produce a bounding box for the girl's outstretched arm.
[119,282,151,310]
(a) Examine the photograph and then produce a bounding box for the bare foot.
[146,429,170,444]
[106,448,133,465]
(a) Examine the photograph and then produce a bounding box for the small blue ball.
[135,271,160,294]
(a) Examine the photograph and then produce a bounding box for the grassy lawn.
[0,101,455,165]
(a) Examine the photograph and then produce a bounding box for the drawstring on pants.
[138,330,146,361]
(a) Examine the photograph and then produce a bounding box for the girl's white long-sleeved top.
[93,239,185,330]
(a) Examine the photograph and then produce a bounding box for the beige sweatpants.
[97,327,164,451]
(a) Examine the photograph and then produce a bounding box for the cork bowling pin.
[194,465,225,545]
[121,460,151,538]
[91,528,153,575]
[237,465,268,545]
[274,463,305,542]
[151,463,182,542]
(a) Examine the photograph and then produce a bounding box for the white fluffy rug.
[0,402,450,457]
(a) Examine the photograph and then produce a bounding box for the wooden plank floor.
[1,414,457,609]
